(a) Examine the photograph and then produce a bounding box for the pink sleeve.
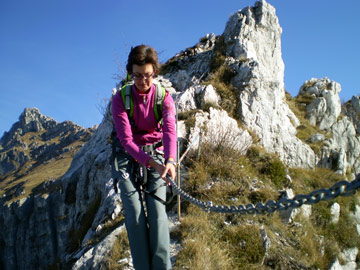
[162,92,177,162]
[111,92,151,166]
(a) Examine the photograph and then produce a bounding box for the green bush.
[261,159,287,188]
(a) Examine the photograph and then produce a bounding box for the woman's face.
[132,63,155,93]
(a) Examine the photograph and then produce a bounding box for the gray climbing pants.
[114,150,171,270]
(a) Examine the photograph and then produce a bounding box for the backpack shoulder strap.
[120,84,134,118]
[120,83,164,125]
[153,83,166,122]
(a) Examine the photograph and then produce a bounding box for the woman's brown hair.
[126,45,161,75]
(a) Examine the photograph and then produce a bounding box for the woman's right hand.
[148,158,175,183]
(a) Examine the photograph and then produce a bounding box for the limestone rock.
[163,34,216,90]
[343,95,360,135]
[318,116,360,176]
[223,1,315,168]
[72,226,126,270]
[278,189,300,224]
[189,108,252,154]
[308,133,325,143]
[330,202,340,224]
[297,78,360,176]
[299,77,342,131]
[330,248,359,270]
[1,108,56,150]
[176,84,221,113]
[351,96,360,113]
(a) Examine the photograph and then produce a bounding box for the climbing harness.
[111,140,175,206]
[134,161,174,206]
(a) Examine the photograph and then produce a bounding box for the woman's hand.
[148,158,176,182]
[162,160,176,181]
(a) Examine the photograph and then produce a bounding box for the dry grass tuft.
[104,228,130,270]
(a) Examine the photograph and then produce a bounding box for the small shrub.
[246,146,287,188]
[178,110,197,135]
[261,159,287,188]
[209,35,226,72]
[311,201,332,227]
[248,189,274,205]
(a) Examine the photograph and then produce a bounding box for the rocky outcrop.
[343,95,360,135]
[224,1,315,169]
[299,77,342,131]
[299,78,360,177]
[190,108,252,154]
[165,0,315,169]
[163,33,216,92]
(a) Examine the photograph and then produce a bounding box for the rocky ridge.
[1,0,360,270]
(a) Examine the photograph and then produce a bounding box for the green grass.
[204,65,238,118]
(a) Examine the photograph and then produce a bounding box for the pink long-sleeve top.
[112,83,177,166]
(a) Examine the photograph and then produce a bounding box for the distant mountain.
[0,107,95,202]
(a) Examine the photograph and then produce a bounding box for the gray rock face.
[163,33,216,92]
[164,0,315,169]
[176,83,221,113]
[1,108,57,148]
[343,95,360,134]
[319,116,360,176]
[298,78,360,176]
[224,1,284,84]
[299,77,342,130]
[0,108,97,269]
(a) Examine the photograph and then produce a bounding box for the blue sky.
[1,0,359,137]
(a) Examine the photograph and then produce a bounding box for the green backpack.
[120,82,166,127]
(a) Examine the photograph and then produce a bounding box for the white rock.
[330,202,340,224]
[329,258,342,270]
[308,133,325,143]
[339,247,358,265]
[189,108,252,154]
[300,204,312,219]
